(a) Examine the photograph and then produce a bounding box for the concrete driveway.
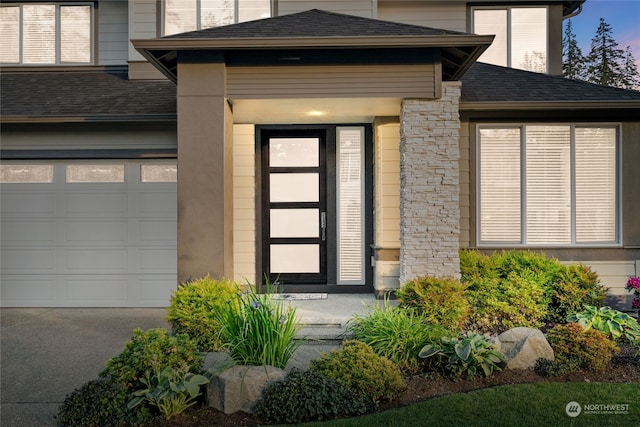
[0,308,169,427]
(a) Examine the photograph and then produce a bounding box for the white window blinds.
[478,125,618,246]
[479,128,521,242]
[575,128,617,242]
[337,127,365,284]
[1,4,92,65]
[525,126,571,244]
[164,0,271,35]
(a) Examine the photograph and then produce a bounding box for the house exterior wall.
[98,0,129,65]
[176,62,234,284]
[377,1,466,32]
[399,82,462,283]
[373,118,401,292]
[226,64,437,99]
[277,0,375,17]
[233,124,257,284]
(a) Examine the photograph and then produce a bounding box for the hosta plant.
[128,367,209,420]
[567,305,640,346]
[419,331,505,380]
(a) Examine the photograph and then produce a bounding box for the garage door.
[1,160,177,307]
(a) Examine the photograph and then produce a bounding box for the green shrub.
[254,369,369,423]
[167,276,244,351]
[547,323,619,372]
[396,276,470,331]
[57,377,151,427]
[100,328,203,391]
[218,289,302,369]
[533,358,581,377]
[567,305,640,346]
[347,303,452,373]
[310,340,405,406]
[419,331,505,380]
[546,264,606,323]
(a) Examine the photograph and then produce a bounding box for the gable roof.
[461,62,640,110]
[133,9,493,82]
[0,69,176,123]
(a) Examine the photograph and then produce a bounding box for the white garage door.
[1,160,177,307]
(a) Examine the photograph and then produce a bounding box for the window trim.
[0,2,95,66]
[470,5,548,73]
[475,123,622,248]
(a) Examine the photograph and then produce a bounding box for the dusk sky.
[567,0,640,69]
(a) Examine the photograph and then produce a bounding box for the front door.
[259,125,374,293]
[261,129,327,286]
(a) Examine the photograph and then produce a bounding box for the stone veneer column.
[399,82,461,283]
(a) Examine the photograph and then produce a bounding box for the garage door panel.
[2,220,56,244]
[0,277,57,303]
[65,278,128,302]
[1,193,56,217]
[138,248,177,272]
[65,221,128,243]
[1,249,56,272]
[64,193,127,216]
[1,160,177,307]
[136,191,177,216]
[65,249,128,271]
[138,220,177,243]
[139,277,178,306]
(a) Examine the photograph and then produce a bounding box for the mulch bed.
[156,343,640,427]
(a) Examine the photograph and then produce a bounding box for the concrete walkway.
[0,295,380,426]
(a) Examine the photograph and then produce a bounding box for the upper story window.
[472,6,547,73]
[478,124,619,246]
[164,0,271,36]
[0,3,93,65]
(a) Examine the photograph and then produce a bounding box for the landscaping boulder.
[208,365,286,414]
[497,327,554,370]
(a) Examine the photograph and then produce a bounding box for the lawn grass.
[301,383,640,427]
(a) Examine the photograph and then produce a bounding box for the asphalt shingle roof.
[0,69,176,120]
[164,9,467,39]
[2,62,639,121]
[462,62,640,103]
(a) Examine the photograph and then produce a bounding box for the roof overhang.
[132,34,494,84]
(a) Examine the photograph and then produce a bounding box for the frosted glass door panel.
[270,209,319,238]
[270,173,318,202]
[270,244,320,273]
[269,138,319,167]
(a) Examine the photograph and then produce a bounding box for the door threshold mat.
[271,293,328,300]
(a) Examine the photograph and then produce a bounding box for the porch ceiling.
[230,97,401,124]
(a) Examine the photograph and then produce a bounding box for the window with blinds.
[337,127,365,284]
[478,125,619,246]
[164,0,271,36]
[472,6,547,73]
[0,3,92,65]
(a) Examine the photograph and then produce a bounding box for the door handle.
[321,212,326,241]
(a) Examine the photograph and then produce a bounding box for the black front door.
[261,129,327,286]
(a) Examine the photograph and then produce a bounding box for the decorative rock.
[497,327,554,370]
[208,365,286,414]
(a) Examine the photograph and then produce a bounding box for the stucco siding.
[226,65,436,99]
[233,124,257,284]
[278,0,375,17]
[377,1,466,32]
[98,0,129,65]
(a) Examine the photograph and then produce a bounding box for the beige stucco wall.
[232,124,257,284]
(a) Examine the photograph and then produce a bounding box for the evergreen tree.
[585,18,625,87]
[563,19,586,80]
[620,46,640,90]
